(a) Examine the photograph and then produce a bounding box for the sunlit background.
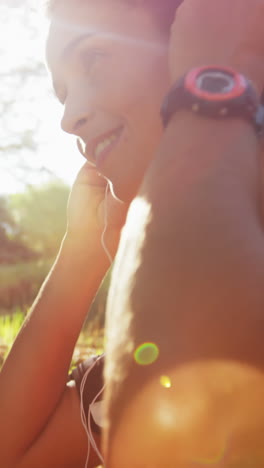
[0,0,84,194]
[0,0,106,367]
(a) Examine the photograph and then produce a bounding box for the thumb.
[73,162,107,188]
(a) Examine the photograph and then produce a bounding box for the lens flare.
[160,375,172,388]
[192,440,227,466]
[134,342,159,366]
[52,18,168,53]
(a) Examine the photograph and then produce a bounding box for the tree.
[0,196,36,264]
[10,181,70,257]
[0,1,55,186]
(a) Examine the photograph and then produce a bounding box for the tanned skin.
[0,166,128,468]
[2,1,264,467]
[104,1,264,466]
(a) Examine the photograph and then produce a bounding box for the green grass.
[0,309,25,344]
[0,309,104,370]
[0,309,25,366]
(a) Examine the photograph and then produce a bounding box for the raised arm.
[0,163,127,468]
[104,1,264,466]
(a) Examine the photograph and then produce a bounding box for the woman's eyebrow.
[62,33,97,59]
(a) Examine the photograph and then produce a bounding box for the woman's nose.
[61,114,87,135]
[60,96,94,135]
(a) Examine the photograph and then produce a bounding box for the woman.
[0,1,181,467]
[1,0,264,467]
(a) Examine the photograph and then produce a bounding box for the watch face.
[185,66,247,101]
[197,71,234,94]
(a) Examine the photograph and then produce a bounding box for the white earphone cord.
[76,138,113,264]
[100,182,113,264]
[80,363,94,468]
[79,359,105,468]
[87,384,106,464]
[80,180,111,467]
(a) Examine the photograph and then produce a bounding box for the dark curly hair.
[47,0,183,33]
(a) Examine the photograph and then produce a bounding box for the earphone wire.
[87,383,106,465]
[75,143,110,464]
[100,182,113,264]
[75,140,113,265]
[76,138,113,264]
[79,358,98,468]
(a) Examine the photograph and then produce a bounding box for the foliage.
[0,1,81,193]
[0,196,16,229]
[0,259,53,312]
[10,181,70,257]
[0,196,37,264]
[0,1,51,186]
[0,181,70,312]
[0,309,25,366]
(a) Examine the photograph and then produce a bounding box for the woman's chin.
[111,180,140,204]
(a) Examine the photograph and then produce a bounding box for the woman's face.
[46,0,170,201]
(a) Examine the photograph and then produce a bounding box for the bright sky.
[0,0,84,194]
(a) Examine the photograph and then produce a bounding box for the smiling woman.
[0,0,184,466]
[45,0,177,201]
[5,0,264,468]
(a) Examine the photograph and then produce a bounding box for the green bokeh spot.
[134,342,159,366]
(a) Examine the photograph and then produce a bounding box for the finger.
[73,162,107,187]
[103,190,129,228]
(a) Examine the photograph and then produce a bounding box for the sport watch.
[161,66,264,135]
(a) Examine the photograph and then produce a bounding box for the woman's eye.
[80,49,105,72]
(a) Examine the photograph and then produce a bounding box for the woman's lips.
[86,126,124,167]
[95,128,124,168]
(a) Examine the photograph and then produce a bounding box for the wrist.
[170,59,264,98]
[63,227,121,261]
[162,109,259,203]
[163,66,264,137]
[59,233,112,272]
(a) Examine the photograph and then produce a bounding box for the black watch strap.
[161,66,264,136]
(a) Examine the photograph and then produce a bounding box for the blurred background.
[0,0,105,367]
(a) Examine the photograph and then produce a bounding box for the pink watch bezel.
[185,66,247,101]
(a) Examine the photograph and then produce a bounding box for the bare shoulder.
[16,382,101,468]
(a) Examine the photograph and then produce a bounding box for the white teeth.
[94,133,119,158]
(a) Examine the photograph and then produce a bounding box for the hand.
[169,0,264,94]
[65,162,129,259]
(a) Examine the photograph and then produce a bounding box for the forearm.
[0,235,109,463]
[104,113,264,450]
[139,114,264,357]
[143,112,263,281]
